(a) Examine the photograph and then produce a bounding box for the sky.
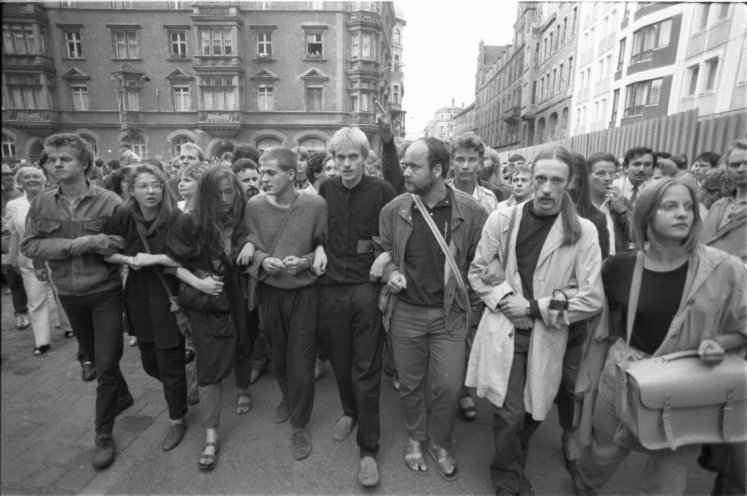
[396,0,519,139]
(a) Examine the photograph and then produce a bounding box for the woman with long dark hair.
[103,163,189,452]
[568,152,610,259]
[165,165,256,471]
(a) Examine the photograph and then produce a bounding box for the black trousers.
[318,282,385,457]
[259,284,317,429]
[59,287,129,435]
[138,340,188,421]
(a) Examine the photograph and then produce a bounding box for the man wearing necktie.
[612,147,655,210]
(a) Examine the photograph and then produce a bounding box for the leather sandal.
[236,392,252,415]
[198,441,218,471]
[403,438,428,475]
[458,395,477,421]
[426,443,459,481]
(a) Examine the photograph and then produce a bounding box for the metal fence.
[497,109,747,163]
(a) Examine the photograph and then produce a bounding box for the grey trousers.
[390,300,465,449]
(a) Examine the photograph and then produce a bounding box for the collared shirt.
[21,183,124,296]
[612,176,647,203]
[593,198,617,256]
[318,175,396,285]
[447,179,498,214]
[400,188,453,307]
[301,183,318,195]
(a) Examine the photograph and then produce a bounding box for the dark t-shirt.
[515,201,559,300]
[602,252,689,355]
[400,189,453,307]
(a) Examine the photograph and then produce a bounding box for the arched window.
[2,134,16,159]
[299,137,326,152]
[81,135,98,157]
[256,137,282,152]
[122,136,147,159]
[172,136,195,157]
[393,29,401,45]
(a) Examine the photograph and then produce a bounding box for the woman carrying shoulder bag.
[103,163,189,452]
[572,178,747,495]
[165,165,257,471]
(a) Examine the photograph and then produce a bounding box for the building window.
[624,78,662,117]
[2,134,16,159]
[686,65,699,96]
[2,24,36,54]
[200,75,236,110]
[257,137,282,152]
[306,32,323,57]
[258,86,273,111]
[352,32,375,60]
[200,28,233,56]
[350,94,359,112]
[81,135,98,156]
[699,4,710,30]
[172,136,194,157]
[123,137,147,158]
[306,86,323,111]
[257,32,271,57]
[393,85,400,104]
[112,30,139,59]
[716,3,729,20]
[123,87,139,110]
[71,85,89,110]
[611,88,620,122]
[6,74,42,108]
[173,85,190,111]
[630,19,671,64]
[617,38,626,71]
[170,31,188,58]
[65,30,83,58]
[704,57,719,92]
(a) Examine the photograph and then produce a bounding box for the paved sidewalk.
[1,286,714,495]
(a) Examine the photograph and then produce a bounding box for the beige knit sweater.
[245,191,328,290]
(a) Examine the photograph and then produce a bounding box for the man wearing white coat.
[466,147,604,496]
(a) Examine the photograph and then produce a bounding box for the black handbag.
[177,268,231,312]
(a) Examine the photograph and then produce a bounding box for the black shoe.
[161,421,186,452]
[116,392,134,416]
[64,330,75,338]
[184,348,195,365]
[92,434,116,469]
[187,387,200,405]
[33,344,51,356]
[81,361,97,382]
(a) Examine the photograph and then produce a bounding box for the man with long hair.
[467,147,604,496]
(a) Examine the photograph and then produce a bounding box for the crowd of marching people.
[1,109,745,495]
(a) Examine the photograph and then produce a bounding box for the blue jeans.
[390,300,465,449]
[59,287,130,435]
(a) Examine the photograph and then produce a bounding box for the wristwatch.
[525,303,531,316]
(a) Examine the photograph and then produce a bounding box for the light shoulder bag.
[411,194,471,330]
[615,251,747,450]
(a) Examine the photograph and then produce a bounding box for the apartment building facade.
[1,1,404,164]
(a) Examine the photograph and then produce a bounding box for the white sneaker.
[128,335,138,347]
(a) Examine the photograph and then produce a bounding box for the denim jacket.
[21,184,124,296]
[375,185,488,338]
